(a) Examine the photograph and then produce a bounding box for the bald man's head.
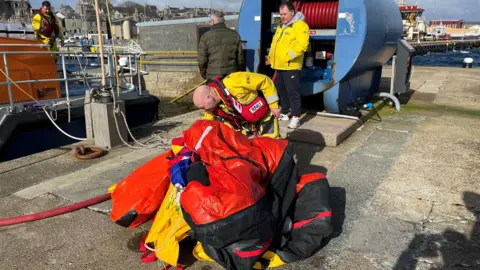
[193,85,220,111]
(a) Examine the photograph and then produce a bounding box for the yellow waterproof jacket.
[268,12,310,70]
[201,71,279,121]
[32,11,64,45]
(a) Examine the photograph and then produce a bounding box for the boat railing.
[0,49,146,113]
[0,44,50,48]
[60,40,143,55]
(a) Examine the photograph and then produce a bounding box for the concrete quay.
[0,66,479,269]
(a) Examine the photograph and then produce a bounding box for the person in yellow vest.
[192,71,281,139]
[32,1,64,62]
[266,2,309,129]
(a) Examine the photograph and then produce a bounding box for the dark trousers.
[274,70,301,117]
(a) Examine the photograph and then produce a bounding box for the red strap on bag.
[139,235,148,252]
[137,235,183,269]
[140,250,158,263]
[139,234,158,263]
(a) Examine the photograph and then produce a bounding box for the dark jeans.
[274,70,301,117]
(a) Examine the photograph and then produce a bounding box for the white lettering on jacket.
[249,100,263,114]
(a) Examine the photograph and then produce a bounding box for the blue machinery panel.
[237,0,402,113]
[237,1,262,73]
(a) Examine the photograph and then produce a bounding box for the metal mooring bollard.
[463,58,473,68]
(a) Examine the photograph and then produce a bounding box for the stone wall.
[137,15,239,100]
[136,15,238,51]
[144,71,205,99]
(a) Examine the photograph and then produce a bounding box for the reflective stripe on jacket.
[201,71,279,121]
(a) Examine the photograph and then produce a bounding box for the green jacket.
[197,23,244,79]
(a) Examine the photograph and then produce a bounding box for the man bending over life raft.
[193,71,281,138]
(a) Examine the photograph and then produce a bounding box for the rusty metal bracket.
[74,145,106,160]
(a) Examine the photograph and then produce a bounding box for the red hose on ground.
[0,193,111,227]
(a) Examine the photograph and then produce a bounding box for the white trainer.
[278,113,290,121]
[288,116,300,129]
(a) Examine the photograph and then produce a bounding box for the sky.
[29,0,478,21]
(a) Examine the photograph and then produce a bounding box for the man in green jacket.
[197,12,245,80]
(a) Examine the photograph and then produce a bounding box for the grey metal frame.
[391,39,416,95]
[1,50,145,112]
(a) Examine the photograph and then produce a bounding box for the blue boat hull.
[0,95,160,162]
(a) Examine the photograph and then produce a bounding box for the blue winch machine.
[237,0,404,114]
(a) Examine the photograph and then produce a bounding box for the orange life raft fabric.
[179,120,288,225]
[110,151,173,228]
[109,119,333,269]
[177,120,296,269]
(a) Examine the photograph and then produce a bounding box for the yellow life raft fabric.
[255,251,287,268]
[137,179,287,268]
[107,184,117,193]
[192,241,286,268]
[144,183,191,266]
[192,242,214,263]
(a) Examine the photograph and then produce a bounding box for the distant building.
[0,0,238,39]
[56,3,108,38]
[429,20,464,29]
[144,4,161,21]
[112,2,161,22]
[161,6,231,20]
[463,21,480,29]
[110,18,137,40]
[76,0,111,16]
[0,0,34,24]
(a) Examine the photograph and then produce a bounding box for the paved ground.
[0,66,479,269]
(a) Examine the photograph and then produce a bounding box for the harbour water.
[412,48,480,68]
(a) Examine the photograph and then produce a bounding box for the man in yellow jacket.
[32,1,64,62]
[267,2,309,129]
[193,71,281,139]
